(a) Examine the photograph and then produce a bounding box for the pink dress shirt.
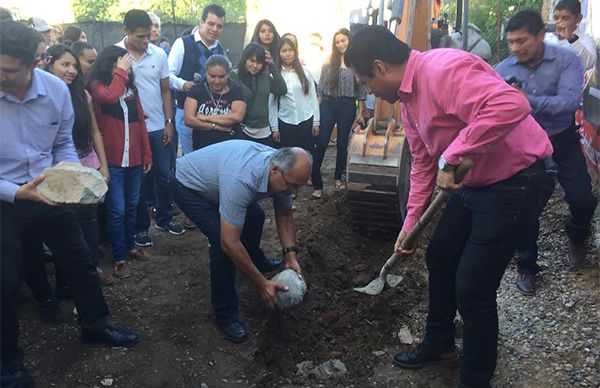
[398,49,553,233]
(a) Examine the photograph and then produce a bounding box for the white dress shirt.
[271,65,320,130]
[167,30,221,91]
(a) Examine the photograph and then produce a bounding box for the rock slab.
[296,359,348,379]
[272,269,307,309]
[36,162,108,204]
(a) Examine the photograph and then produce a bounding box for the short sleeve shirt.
[175,140,292,227]
[187,81,245,149]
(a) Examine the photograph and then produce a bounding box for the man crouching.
[172,140,311,342]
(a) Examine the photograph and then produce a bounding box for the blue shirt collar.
[0,68,48,102]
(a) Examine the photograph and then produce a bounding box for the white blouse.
[270,65,320,130]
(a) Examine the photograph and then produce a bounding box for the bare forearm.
[222,240,267,287]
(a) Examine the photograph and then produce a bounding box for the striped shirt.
[317,65,367,99]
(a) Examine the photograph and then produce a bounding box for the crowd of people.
[0,0,597,387]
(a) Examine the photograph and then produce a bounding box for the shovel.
[354,159,473,295]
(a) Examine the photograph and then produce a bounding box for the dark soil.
[19,149,598,388]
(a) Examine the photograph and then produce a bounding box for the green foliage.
[73,0,246,24]
[442,0,543,64]
[73,0,120,22]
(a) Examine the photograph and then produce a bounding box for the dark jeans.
[136,129,174,230]
[517,129,597,273]
[1,201,109,366]
[312,96,356,189]
[172,177,270,323]
[423,161,545,388]
[278,117,315,152]
[106,165,142,262]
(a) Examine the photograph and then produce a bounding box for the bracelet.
[282,246,299,255]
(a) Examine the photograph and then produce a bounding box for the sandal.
[311,190,322,200]
[335,180,346,190]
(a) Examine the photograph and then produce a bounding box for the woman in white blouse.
[271,38,320,157]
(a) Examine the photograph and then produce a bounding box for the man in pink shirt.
[345,26,553,388]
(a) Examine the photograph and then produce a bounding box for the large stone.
[296,359,348,379]
[36,162,108,204]
[272,269,307,309]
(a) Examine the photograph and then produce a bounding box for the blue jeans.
[312,96,357,189]
[423,161,545,388]
[175,108,194,155]
[517,129,597,273]
[106,165,142,262]
[136,129,174,229]
[172,177,270,323]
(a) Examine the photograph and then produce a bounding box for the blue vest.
[175,34,225,109]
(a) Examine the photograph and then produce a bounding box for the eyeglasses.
[280,170,301,192]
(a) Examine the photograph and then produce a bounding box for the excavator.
[346,0,491,234]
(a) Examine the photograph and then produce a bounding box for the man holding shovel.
[345,26,552,388]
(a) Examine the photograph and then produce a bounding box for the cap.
[31,17,52,32]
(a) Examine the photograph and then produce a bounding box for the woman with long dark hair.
[311,28,367,199]
[183,54,246,150]
[251,19,280,65]
[71,41,97,82]
[272,38,319,177]
[88,45,152,279]
[229,43,286,146]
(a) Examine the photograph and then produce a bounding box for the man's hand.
[510,83,527,97]
[143,163,152,174]
[436,169,463,194]
[394,230,416,255]
[272,131,280,143]
[555,24,576,41]
[183,81,194,92]
[259,279,287,310]
[163,123,174,145]
[15,175,56,205]
[285,255,303,278]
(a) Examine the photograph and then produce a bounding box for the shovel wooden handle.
[401,159,473,250]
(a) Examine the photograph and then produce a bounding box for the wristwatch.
[438,155,457,171]
[282,246,299,255]
[165,118,173,124]
[568,34,579,44]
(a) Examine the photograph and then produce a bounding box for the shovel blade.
[386,274,402,287]
[353,278,385,295]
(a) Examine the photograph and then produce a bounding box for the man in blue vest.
[168,4,226,156]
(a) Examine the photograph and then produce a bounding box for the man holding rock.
[0,21,139,387]
[345,26,552,388]
[172,140,311,343]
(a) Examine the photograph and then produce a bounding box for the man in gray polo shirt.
[117,9,185,250]
[172,140,312,342]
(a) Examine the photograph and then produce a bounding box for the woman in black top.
[184,55,247,150]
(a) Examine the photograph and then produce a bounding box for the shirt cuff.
[0,181,20,203]
[401,213,419,234]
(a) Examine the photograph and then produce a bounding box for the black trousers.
[424,161,545,387]
[278,117,315,152]
[517,129,597,273]
[1,201,109,365]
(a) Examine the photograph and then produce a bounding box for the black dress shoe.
[393,342,459,369]
[256,257,284,273]
[216,320,247,343]
[82,325,139,347]
[516,272,536,296]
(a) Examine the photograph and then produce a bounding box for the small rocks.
[398,326,413,344]
[296,359,348,379]
[100,377,113,386]
[372,350,386,357]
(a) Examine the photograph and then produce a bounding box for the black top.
[187,81,246,150]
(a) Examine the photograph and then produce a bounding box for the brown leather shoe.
[568,239,587,268]
[128,248,152,261]
[96,267,114,286]
[516,272,535,296]
[113,261,131,279]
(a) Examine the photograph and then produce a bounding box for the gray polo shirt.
[116,39,169,132]
[175,140,292,227]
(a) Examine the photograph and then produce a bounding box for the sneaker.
[97,267,114,286]
[113,261,131,279]
[128,247,152,261]
[134,230,153,247]
[155,219,186,235]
